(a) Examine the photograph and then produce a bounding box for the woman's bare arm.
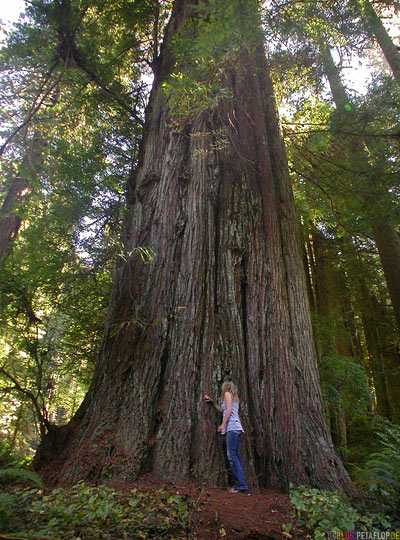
[203,394,223,412]
[218,392,232,432]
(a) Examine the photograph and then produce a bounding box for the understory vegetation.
[288,485,392,539]
[1,424,400,538]
[286,422,400,536]
[0,439,193,539]
[1,485,193,539]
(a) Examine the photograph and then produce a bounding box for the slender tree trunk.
[0,131,43,260]
[329,399,348,451]
[0,177,30,260]
[359,285,400,422]
[34,0,351,493]
[320,45,400,336]
[371,221,400,334]
[311,228,354,357]
[319,44,350,116]
[340,240,399,421]
[311,228,353,449]
[299,222,316,312]
[363,0,400,80]
[312,228,331,322]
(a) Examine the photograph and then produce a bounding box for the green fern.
[357,418,400,519]
[0,491,16,529]
[0,468,42,486]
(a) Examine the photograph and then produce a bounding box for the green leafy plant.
[289,485,391,539]
[1,482,193,539]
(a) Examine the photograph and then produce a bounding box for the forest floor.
[111,476,309,540]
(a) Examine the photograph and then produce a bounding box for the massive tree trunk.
[34,0,351,493]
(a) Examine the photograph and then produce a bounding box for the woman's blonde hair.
[220,381,239,402]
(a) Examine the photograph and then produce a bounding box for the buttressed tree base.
[34,0,352,493]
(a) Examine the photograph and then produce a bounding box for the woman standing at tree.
[204,381,248,493]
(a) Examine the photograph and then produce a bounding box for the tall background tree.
[267,0,400,454]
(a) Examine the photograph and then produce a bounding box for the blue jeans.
[226,430,248,490]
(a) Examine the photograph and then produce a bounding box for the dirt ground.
[185,485,302,539]
[113,476,309,540]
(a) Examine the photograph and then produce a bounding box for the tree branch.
[0,367,51,434]
[0,57,69,158]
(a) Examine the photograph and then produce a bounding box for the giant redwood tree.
[34,0,351,492]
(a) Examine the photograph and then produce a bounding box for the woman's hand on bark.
[204,394,223,412]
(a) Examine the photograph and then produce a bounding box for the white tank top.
[221,400,244,435]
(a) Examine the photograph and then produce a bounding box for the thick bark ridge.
[34,0,351,493]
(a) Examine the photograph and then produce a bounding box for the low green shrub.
[1,481,193,539]
[289,485,392,540]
